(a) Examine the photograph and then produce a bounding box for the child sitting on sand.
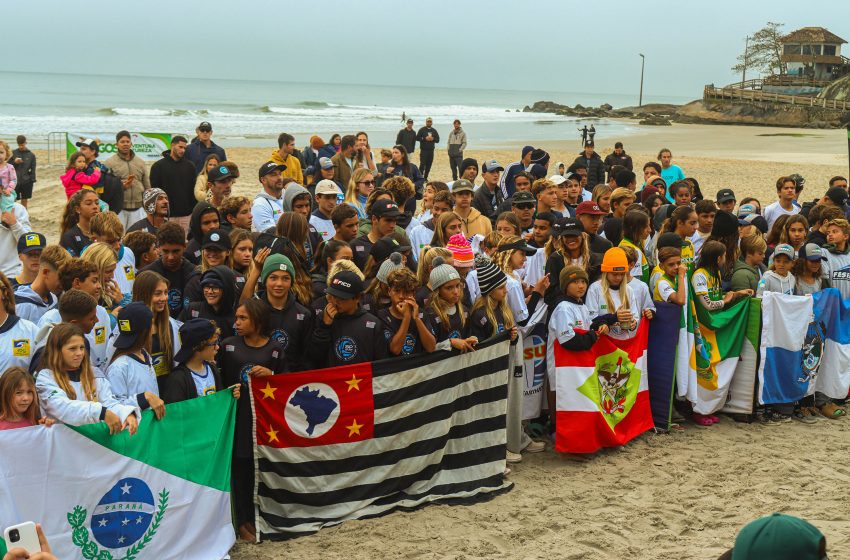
[0,140,18,212]
[60,151,101,199]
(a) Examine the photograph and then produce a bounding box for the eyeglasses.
[513,203,535,210]
[358,180,376,186]
[202,285,222,291]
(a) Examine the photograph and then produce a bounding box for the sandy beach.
[18,122,850,559]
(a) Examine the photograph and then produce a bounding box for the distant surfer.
[401,111,406,123]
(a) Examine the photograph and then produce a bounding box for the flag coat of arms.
[251,335,513,538]
[0,391,236,560]
[554,321,653,454]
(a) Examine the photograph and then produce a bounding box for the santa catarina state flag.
[251,335,513,538]
[554,321,653,454]
[0,390,236,560]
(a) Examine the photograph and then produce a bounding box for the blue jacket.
[185,138,227,174]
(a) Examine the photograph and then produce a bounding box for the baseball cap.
[512,191,536,205]
[555,217,584,238]
[406,118,413,123]
[371,199,402,218]
[371,236,411,262]
[208,165,234,182]
[315,179,343,196]
[496,238,537,256]
[716,188,736,203]
[17,232,46,254]
[174,318,217,363]
[258,161,286,179]
[773,244,796,260]
[584,140,594,148]
[737,203,757,217]
[201,229,231,251]
[826,185,848,207]
[318,157,334,170]
[548,174,567,186]
[326,270,363,300]
[482,160,504,173]
[798,242,827,261]
[576,201,606,216]
[75,138,98,149]
[113,302,154,350]
[198,121,212,131]
[741,213,768,234]
[732,513,825,560]
[656,232,686,249]
[452,179,475,194]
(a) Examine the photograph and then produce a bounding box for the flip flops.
[819,402,846,419]
[692,413,716,426]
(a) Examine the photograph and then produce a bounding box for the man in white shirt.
[763,176,800,230]
[251,161,287,232]
[0,202,32,278]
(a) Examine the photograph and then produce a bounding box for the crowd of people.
[1,121,850,544]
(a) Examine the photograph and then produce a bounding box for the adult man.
[511,191,536,234]
[500,145,535,199]
[331,135,357,189]
[416,117,440,179]
[206,165,234,208]
[472,160,504,224]
[105,130,152,230]
[603,142,633,179]
[576,201,612,254]
[715,188,737,214]
[574,141,605,187]
[763,176,800,230]
[11,135,36,209]
[449,158,478,191]
[350,199,402,270]
[446,119,467,180]
[497,170,534,214]
[150,135,196,233]
[75,138,108,190]
[396,119,416,154]
[127,188,169,236]
[270,133,304,184]
[185,121,227,174]
[310,179,343,242]
[252,161,287,232]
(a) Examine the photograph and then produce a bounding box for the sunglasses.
[513,203,535,210]
[358,180,376,186]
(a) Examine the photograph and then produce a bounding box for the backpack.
[99,168,125,213]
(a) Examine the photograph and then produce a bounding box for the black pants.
[448,153,463,180]
[420,150,434,179]
[232,456,255,526]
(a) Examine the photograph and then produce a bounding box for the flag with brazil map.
[0,390,236,559]
[554,321,653,454]
[251,334,513,538]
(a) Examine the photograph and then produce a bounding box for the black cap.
[326,270,363,300]
[198,121,212,132]
[17,232,46,254]
[716,188,736,203]
[826,186,848,207]
[113,303,153,349]
[202,229,231,251]
[555,217,584,237]
[259,161,287,179]
[174,319,217,363]
[371,199,402,218]
[495,238,537,256]
[656,232,686,249]
[207,165,234,182]
[512,191,536,205]
[370,237,411,262]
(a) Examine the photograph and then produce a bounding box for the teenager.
[11,232,46,289]
[180,265,238,338]
[14,245,68,323]
[123,231,159,270]
[378,267,436,356]
[219,195,253,232]
[691,199,716,256]
[423,258,477,352]
[184,202,220,265]
[183,229,233,304]
[0,271,38,373]
[350,199,402,270]
[310,179,342,241]
[133,270,182,377]
[730,235,767,293]
[763,176,801,230]
[451,179,491,237]
[142,222,199,319]
[60,189,100,257]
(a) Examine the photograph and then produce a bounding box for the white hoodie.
[0,203,32,278]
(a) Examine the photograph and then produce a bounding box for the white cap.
[548,174,567,186]
[315,179,343,196]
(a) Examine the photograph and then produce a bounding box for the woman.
[344,168,376,219]
[60,189,100,257]
[133,270,181,378]
[385,145,424,193]
[229,229,255,278]
[194,154,220,202]
[354,131,377,174]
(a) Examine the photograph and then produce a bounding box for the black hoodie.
[179,265,238,337]
[141,258,199,319]
[149,150,197,217]
[260,291,313,372]
[308,306,387,368]
[574,151,605,187]
[184,202,220,265]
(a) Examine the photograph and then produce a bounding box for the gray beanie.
[429,256,460,290]
[376,252,405,284]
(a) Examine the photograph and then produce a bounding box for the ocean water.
[0,71,693,149]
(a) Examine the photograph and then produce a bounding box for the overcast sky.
[6,0,849,98]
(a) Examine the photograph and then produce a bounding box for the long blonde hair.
[417,247,451,286]
[327,259,364,284]
[429,279,466,334]
[470,290,514,338]
[600,271,631,314]
[43,323,96,402]
[81,242,118,308]
[345,168,374,212]
[133,271,173,369]
[493,235,524,279]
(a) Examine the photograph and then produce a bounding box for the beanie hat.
[559,265,589,291]
[446,234,474,268]
[376,252,405,284]
[429,256,460,290]
[711,210,739,237]
[143,188,167,215]
[601,247,629,273]
[261,254,294,284]
[474,255,506,296]
[459,158,478,175]
[640,185,661,205]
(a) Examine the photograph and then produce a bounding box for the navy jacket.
[185,138,227,174]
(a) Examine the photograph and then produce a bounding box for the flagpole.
[847,125,850,178]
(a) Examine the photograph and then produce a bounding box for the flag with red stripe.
[554,322,653,454]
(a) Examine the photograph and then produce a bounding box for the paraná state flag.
[554,321,653,454]
[0,390,236,560]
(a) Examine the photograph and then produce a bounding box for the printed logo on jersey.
[95,326,106,344]
[270,329,289,349]
[167,289,182,310]
[123,265,135,280]
[402,334,416,355]
[447,330,460,339]
[12,339,30,357]
[335,337,358,362]
[240,363,255,383]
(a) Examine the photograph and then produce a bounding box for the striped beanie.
[475,255,506,296]
[446,234,474,268]
[429,256,460,290]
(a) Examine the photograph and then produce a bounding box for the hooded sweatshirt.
[149,150,197,217]
[458,207,492,238]
[282,183,311,213]
[252,190,284,232]
[180,265,238,337]
[184,202,219,265]
[730,259,762,293]
[14,284,57,324]
[141,258,199,319]
[0,314,38,373]
[270,149,304,185]
[260,290,313,372]
[757,270,796,297]
[308,306,387,368]
[37,306,112,371]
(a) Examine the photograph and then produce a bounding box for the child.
[378,267,436,356]
[618,209,652,284]
[493,235,548,325]
[0,272,37,374]
[375,149,392,189]
[89,211,136,300]
[35,323,138,432]
[60,189,100,257]
[11,232,46,289]
[587,248,654,340]
[757,244,796,297]
[0,140,18,212]
[417,247,452,306]
[691,199,716,256]
[142,221,199,319]
[81,241,124,324]
[133,270,182,377]
[160,318,240,403]
[692,241,751,311]
[0,366,54,429]
[621,246,654,312]
[308,270,388,367]
[181,265,237,338]
[368,252,406,310]
[823,218,850,299]
[14,245,69,324]
[794,242,830,295]
[469,255,518,343]
[423,257,477,352]
[731,235,766,293]
[60,151,101,199]
[652,247,687,305]
[106,302,165,419]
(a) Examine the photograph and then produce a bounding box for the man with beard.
[127,188,169,236]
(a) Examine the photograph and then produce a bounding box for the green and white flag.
[0,391,236,559]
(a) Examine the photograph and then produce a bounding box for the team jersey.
[378,308,433,356]
[692,267,723,302]
[114,245,136,298]
[38,306,112,370]
[0,315,38,373]
[620,237,650,284]
[546,299,592,380]
[105,351,159,410]
[586,280,653,340]
[190,363,217,397]
[653,274,678,303]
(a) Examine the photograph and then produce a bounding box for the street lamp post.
[742,36,750,85]
[639,53,645,107]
